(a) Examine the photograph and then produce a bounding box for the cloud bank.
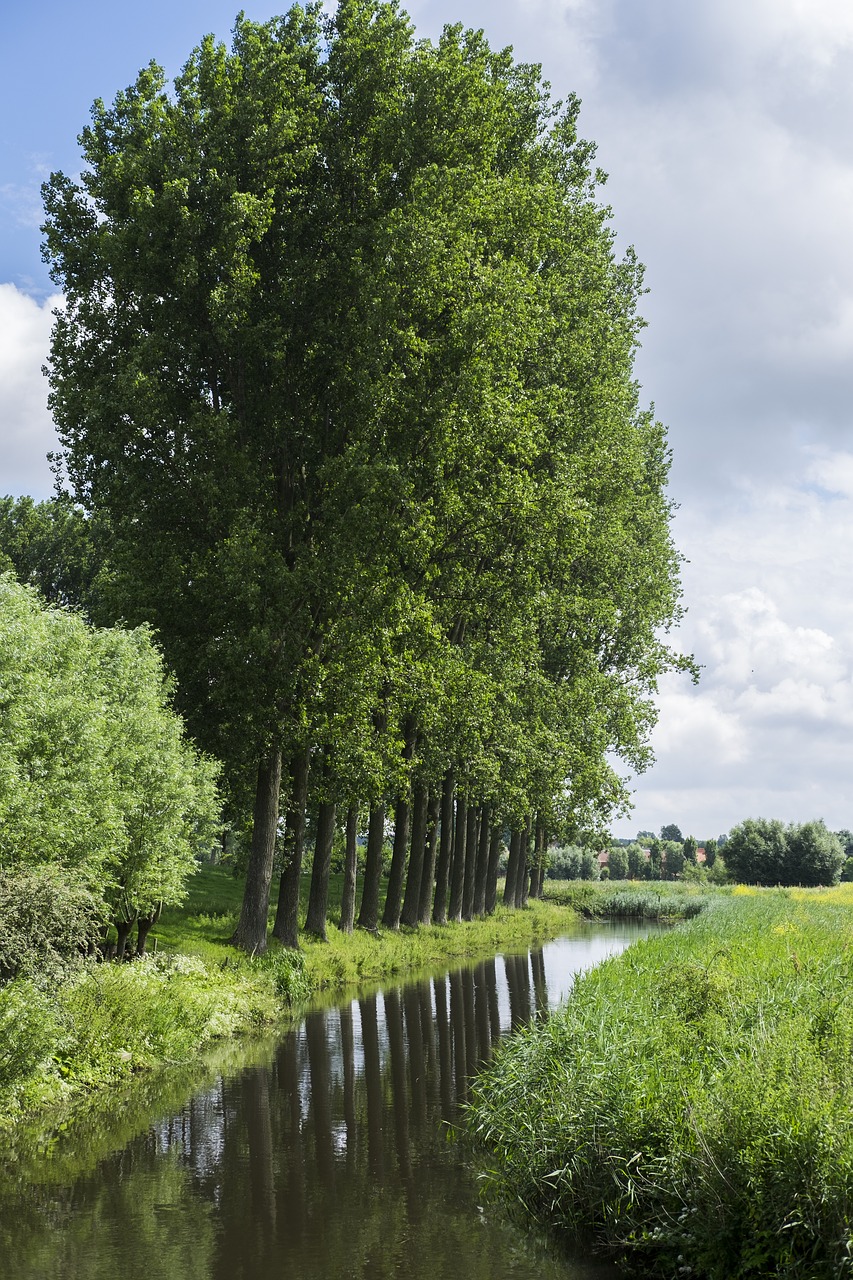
[0,284,62,499]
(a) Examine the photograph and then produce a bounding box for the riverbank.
[469,884,853,1279]
[0,867,574,1131]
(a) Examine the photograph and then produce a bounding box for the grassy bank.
[0,866,574,1128]
[469,885,853,1279]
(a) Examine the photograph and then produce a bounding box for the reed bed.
[469,886,853,1279]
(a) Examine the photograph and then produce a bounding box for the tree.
[682,835,698,864]
[43,1,690,949]
[0,495,105,616]
[663,841,685,880]
[0,575,220,953]
[835,829,853,858]
[607,845,628,880]
[703,837,717,868]
[784,821,844,888]
[660,823,683,843]
[723,819,787,885]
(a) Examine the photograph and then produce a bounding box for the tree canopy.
[724,818,844,887]
[42,0,691,950]
[0,575,220,955]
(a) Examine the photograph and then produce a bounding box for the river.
[0,922,653,1279]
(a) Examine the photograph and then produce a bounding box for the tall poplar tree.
[43,0,690,949]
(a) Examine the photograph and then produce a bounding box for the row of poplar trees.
[41,0,690,952]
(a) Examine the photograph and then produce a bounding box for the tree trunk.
[485,826,502,914]
[305,799,337,939]
[114,914,136,960]
[400,780,428,926]
[462,804,480,920]
[472,803,491,917]
[516,816,532,908]
[448,792,467,922]
[503,829,522,907]
[382,793,411,929]
[135,901,162,956]
[357,804,386,931]
[529,820,546,899]
[339,804,359,933]
[272,747,310,947]
[418,791,442,924]
[432,768,455,924]
[231,749,283,953]
[382,725,417,929]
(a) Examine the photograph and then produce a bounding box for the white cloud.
[616,461,853,837]
[0,284,62,499]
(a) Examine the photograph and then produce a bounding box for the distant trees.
[0,576,220,962]
[660,824,683,843]
[724,818,843,887]
[0,495,104,616]
[607,845,629,880]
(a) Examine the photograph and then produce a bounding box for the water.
[0,922,652,1279]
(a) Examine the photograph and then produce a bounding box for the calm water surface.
[1,923,653,1280]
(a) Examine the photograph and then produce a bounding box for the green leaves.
[41,1,690,845]
[0,576,220,925]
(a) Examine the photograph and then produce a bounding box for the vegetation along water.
[470,885,853,1279]
[0,923,652,1280]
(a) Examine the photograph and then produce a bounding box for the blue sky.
[3,0,853,841]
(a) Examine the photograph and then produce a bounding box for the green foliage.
[725,817,843,887]
[470,887,853,1278]
[0,982,60,1095]
[41,0,691,892]
[660,823,682,842]
[0,576,221,932]
[0,867,103,984]
[606,845,628,879]
[0,495,105,616]
[253,946,312,1005]
[545,846,600,881]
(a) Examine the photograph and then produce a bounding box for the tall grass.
[543,878,722,918]
[469,886,853,1279]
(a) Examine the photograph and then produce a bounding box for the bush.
[0,867,103,984]
[546,846,600,881]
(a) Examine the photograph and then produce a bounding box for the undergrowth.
[469,885,853,1279]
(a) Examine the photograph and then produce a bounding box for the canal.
[0,923,653,1279]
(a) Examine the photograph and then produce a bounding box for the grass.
[0,864,577,1130]
[469,884,853,1279]
[156,865,575,988]
[542,878,726,918]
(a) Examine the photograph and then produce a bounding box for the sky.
[3,0,853,842]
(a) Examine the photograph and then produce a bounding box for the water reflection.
[1,924,651,1280]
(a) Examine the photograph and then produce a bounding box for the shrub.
[0,867,103,984]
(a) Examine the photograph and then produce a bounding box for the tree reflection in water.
[2,931,655,1280]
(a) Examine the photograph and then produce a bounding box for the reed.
[470,886,853,1278]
